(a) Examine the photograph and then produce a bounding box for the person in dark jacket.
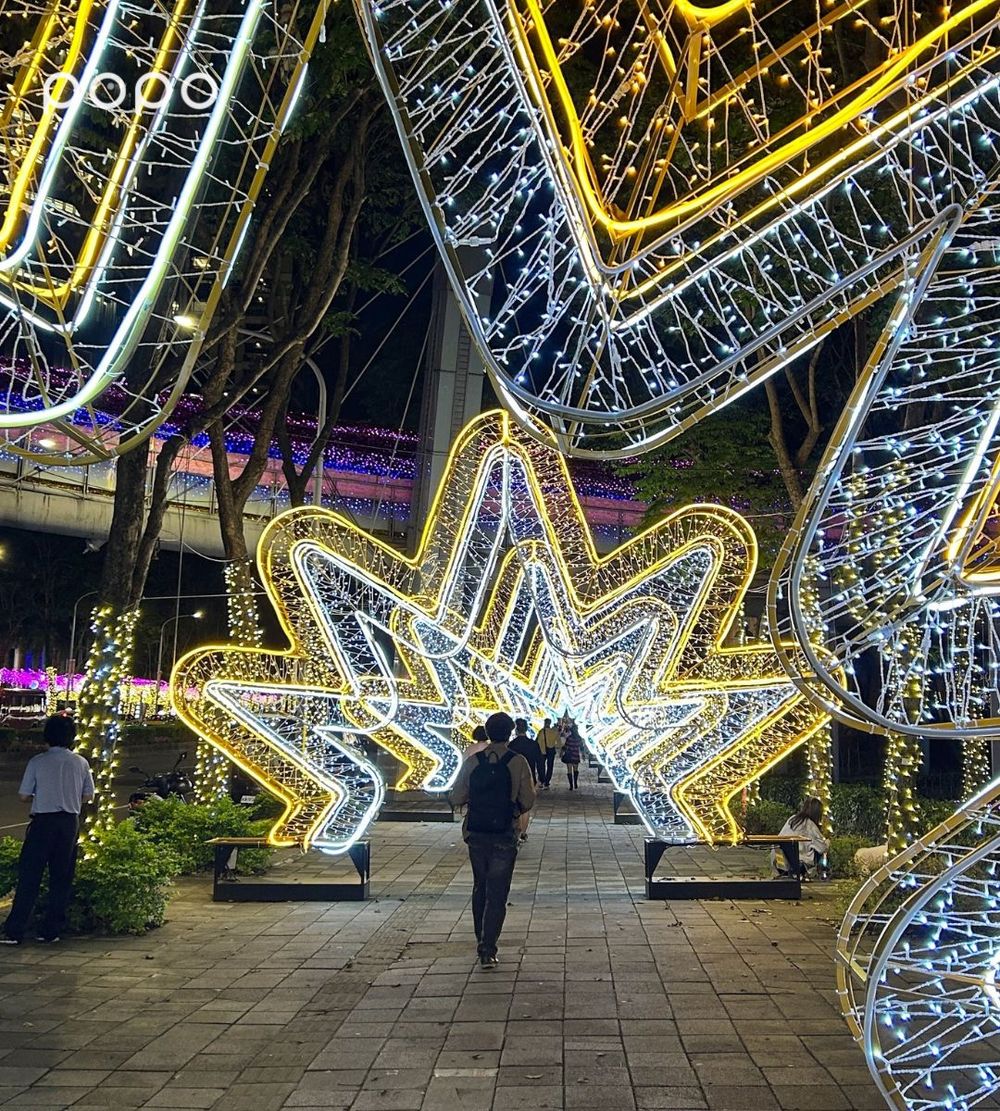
[508,719,542,786]
[450,713,535,968]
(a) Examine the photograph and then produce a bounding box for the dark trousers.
[4,812,79,941]
[541,750,556,786]
[467,833,518,957]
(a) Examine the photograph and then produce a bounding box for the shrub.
[758,775,806,810]
[0,836,20,897]
[741,799,789,835]
[827,835,875,879]
[830,783,885,841]
[132,797,273,874]
[120,722,200,748]
[917,797,960,835]
[243,791,285,821]
[70,823,179,934]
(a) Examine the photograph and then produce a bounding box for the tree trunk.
[77,444,151,842]
[883,732,922,854]
[764,378,805,507]
[806,724,834,839]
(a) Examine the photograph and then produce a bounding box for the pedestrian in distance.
[465,724,490,758]
[509,718,542,786]
[2,714,94,946]
[562,723,583,791]
[535,717,561,789]
[449,711,535,969]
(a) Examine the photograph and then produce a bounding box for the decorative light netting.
[838,777,1000,1111]
[356,0,1000,455]
[771,204,1000,739]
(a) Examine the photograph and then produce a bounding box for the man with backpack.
[450,711,535,968]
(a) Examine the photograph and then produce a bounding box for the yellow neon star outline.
[173,410,828,849]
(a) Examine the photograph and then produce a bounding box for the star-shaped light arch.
[172,410,826,853]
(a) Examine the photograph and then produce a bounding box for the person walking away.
[509,718,542,786]
[536,718,561,789]
[772,797,830,878]
[2,714,94,945]
[450,712,535,968]
[562,724,583,790]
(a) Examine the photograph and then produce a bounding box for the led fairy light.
[0,0,327,466]
[883,731,923,856]
[806,723,834,840]
[963,737,992,798]
[837,775,1000,1111]
[172,411,827,852]
[355,0,1000,456]
[191,559,263,802]
[78,605,139,842]
[44,666,58,716]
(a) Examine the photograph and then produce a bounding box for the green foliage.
[120,722,199,748]
[827,835,874,879]
[917,797,961,835]
[70,823,178,934]
[758,780,900,841]
[0,836,20,897]
[829,784,887,842]
[618,398,791,563]
[132,797,273,875]
[758,775,806,810]
[242,792,286,821]
[741,799,789,835]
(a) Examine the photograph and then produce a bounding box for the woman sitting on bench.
[772,797,829,878]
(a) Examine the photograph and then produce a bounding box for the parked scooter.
[127,751,193,811]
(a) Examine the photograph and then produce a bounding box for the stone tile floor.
[0,778,884,1111]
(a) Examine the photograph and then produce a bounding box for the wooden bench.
[643,838,804,900]
[207,837,370,903]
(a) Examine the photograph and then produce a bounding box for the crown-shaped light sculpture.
[172,410,827,852]
[0,0,324,465]
[354,0,1000,456]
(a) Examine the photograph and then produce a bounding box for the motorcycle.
[127,751,194,811]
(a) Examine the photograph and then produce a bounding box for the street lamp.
[67,590,99,696]
[155,611,204,713]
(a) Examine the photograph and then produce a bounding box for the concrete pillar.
[410,251,489,547]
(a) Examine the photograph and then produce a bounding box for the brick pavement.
[0,777,884,1111]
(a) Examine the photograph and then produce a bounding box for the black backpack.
[466,751,516,835]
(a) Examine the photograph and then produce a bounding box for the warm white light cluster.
[838,775,1000,1111]
[356,0,1000,456]
[0,0,324,465]
[173,411,825,852]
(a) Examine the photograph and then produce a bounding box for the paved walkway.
[0,779,884,1111]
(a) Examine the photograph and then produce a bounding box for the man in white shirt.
[2,714,94,945]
